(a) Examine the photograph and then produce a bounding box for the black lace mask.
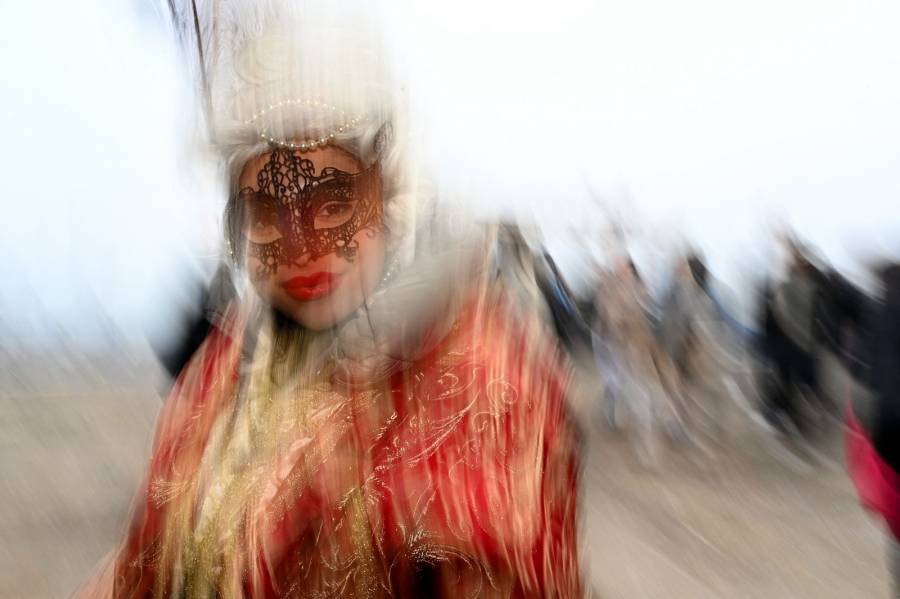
[236,148,384,280]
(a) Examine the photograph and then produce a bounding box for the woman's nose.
[288,253,312,269]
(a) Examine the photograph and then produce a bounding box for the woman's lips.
[281,272,343,301]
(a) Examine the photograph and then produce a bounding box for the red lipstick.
[281,272,343,301]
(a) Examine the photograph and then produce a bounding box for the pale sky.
[2,0,898,344]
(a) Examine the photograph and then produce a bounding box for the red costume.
[80,294,582,597]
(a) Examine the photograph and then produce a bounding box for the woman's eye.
[244,200,283,243]
[246,222,282,244]
[314,201,357,229]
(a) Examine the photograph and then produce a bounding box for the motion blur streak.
[1,1,899,597]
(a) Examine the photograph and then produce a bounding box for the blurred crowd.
[508,227,898,464]
[489,221,900,592]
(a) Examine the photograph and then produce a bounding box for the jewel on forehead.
[238,148,384,280]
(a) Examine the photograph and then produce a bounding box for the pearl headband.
[243,99,367,151]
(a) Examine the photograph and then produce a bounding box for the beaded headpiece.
[244,99,367,151]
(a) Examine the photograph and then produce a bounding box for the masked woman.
[76,2,581,597]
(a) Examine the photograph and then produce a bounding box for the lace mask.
[236,148,384,280]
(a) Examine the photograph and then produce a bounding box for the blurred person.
[154,262,236,380]
[590,263,626,429]
[812,265,869,390]
[492,222,552,324]
[534,249,594,358]
[657,253,746,448]
[75,3,581,597]
[845,262,900,597]
[491,223,595,358]
[760,239,822,436]
[593,255,677,466]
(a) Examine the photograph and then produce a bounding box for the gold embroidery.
[145,297,577,598]
[149,478,191,507]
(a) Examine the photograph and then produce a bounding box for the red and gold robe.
[79,294,581,597]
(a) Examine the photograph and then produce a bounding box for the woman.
[657,255,741,446]
[593,256,674,466]
[77,2,581,597]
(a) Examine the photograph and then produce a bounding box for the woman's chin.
[271,291,362,331]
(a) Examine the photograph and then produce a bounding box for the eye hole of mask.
[313,199,359,230]
[309,166,379,230]
[243,193,283,244]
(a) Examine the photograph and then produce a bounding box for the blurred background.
[2,0,899,596]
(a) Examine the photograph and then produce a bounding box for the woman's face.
[237,144,386,330]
